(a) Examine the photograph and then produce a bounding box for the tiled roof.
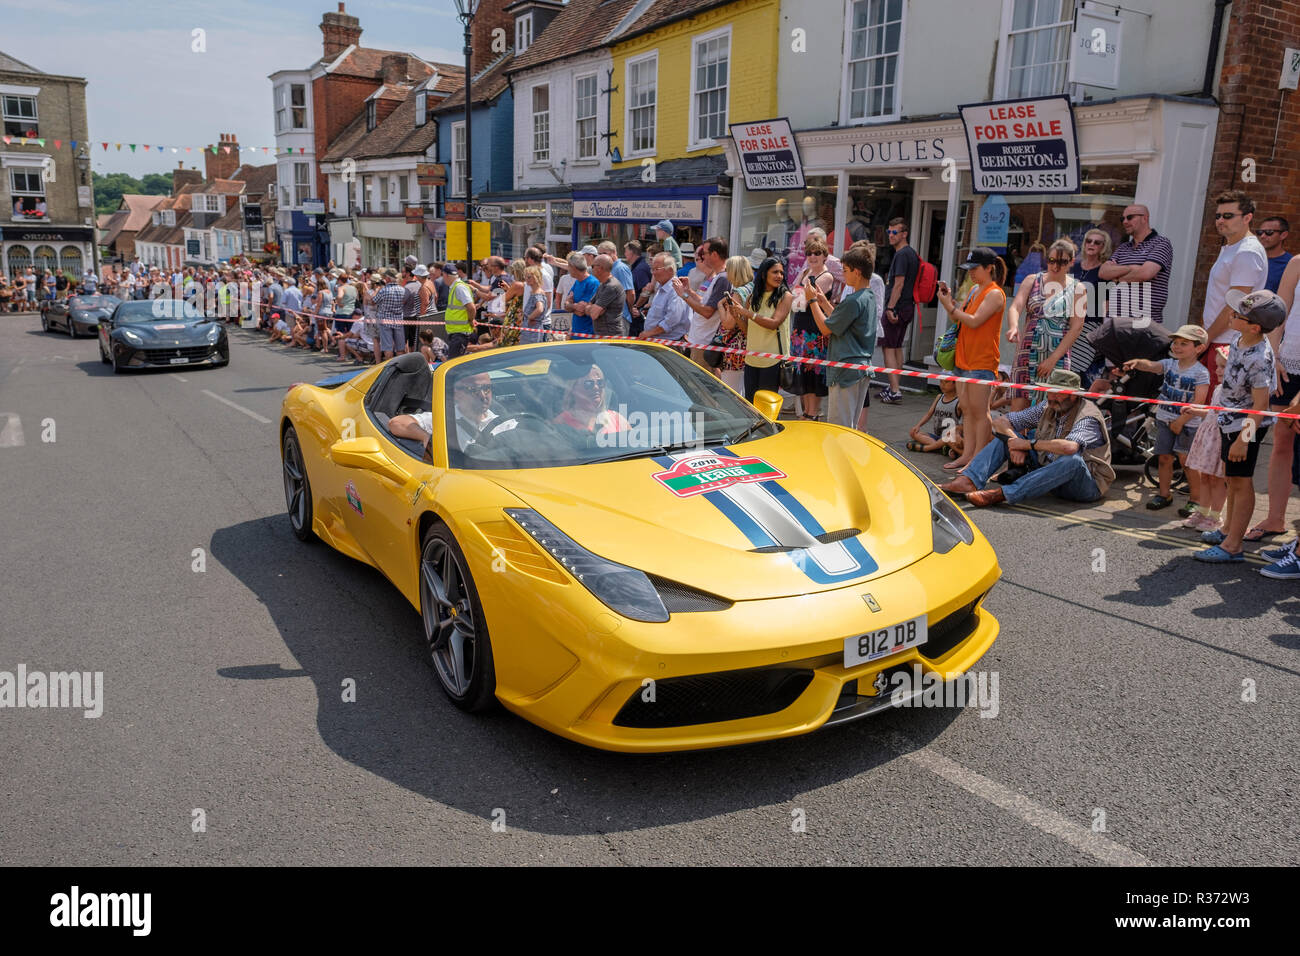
[205,179,246,196]
[98,210,129,247]
[213,205,244,231]
[322,85,439,163]
[230,163,278,197]
[323,45,439,83]
[594,154,728,186]
[612,0,733,43]
[430,53,513,114]
[118,194,166,231]
[508,0,641,74]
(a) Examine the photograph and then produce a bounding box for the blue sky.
[5,0,463,179]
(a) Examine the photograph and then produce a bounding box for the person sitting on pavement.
[908,377,963,457]
[940,368,1114,507]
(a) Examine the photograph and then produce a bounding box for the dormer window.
[162,210,175,227]
[415,91,427,128]
[515,14,532,52]
[366,100,377,131]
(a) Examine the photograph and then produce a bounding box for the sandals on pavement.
[906,440,926,452]
[1146,495,1174,510]
[1194,545,1245,563]
[1243,526,1285,542]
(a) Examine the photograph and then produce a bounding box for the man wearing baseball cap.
[654,220,682,270]
[1121,324,1210,511]
[940,368,1114,508]
[1195,288,1284,562]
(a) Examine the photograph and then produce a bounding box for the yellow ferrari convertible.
[279,341,999,752]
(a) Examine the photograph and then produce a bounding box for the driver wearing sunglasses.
[390,370,498,451]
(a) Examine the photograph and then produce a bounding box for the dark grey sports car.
[42,295,121,337]
[98,298,230,373]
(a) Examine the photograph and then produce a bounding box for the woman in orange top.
[936,247,1007,470]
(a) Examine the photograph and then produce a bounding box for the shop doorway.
[913,200,949,366]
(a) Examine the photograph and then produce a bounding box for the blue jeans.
[964,435,1102,504]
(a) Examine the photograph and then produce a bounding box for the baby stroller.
[1085,318,1187,490]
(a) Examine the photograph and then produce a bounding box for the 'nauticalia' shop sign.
[573,199,704,222]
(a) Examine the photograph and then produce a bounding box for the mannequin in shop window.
[765,198,798,256]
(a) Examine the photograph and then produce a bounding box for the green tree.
[92,170,171,216]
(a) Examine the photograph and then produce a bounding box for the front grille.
[613,667,814,728]
[922,593,985,659]
[141,345,213,362]
[647,575,732,613]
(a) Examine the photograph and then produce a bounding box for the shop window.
[846,0,903,123]
[532,85,550,163]
[3,93,38,137]
[844,175,913,275]
[1001,0,1075,99]
[33,245,57,273]
[626,55,657,156]
[60,246,82,277]
[690,30,729,149]
[735,176,843,267]
[7,244,31,277]
[9,168,46,219]
[575,75,598,160]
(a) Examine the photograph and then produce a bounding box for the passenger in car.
[550,361,630,435]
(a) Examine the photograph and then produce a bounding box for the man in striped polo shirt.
[1098,204,1174,335]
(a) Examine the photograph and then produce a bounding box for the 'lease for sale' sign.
[958,95,1081,195]
[730,118,805,191]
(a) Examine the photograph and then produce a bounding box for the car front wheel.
[419,524,497,712]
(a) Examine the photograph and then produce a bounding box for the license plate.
[844,615,928,667]
[169,357,189,364]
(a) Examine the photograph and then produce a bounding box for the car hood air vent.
[750,528,861,554]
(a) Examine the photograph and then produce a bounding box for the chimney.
[205,132,240,183]
[321,2,362,60]
[172,164,203,196]
[381,54,410,86]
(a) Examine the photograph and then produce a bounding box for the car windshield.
[445,342,779,470]
[113,299,207,323]
[70,296,119,310]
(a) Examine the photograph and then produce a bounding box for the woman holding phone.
[724,257,793,401]
[788,237,842,420]
[715,255,756,394]
[936,247,1007,470]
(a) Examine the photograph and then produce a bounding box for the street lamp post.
[76,145,99,276]
[453,0,480,271]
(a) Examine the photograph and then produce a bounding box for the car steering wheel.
[468,411,569,453]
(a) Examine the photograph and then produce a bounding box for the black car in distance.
[98,298,230,373]
[42,295,122,337]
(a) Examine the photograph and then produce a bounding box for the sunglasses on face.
[1259,229,1283,236]
[1084,238,1103,245]
[1214,212,1239,220]
[458,383,492,397]
[887,229,902,236]
[1047,257,1071,265]
[1122,213,1144,221]
[577,378,605,393]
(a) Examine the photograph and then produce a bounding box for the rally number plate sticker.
[844,615,928,668]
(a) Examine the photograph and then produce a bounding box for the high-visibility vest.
[445,279,473,334]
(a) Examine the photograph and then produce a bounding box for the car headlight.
[880,443,974,554]
[506,508,669,623]
[206,324,221,342]
[72,312,89,322]
[120,328,143,344]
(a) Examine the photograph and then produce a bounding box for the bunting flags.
[13,137,314,158]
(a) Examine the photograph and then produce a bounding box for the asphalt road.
[1,313,1296,866]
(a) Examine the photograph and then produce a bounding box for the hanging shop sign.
[958,95,1081,195]
[729,118,805,191]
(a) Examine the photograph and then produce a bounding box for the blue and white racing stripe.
[654,447,877,585]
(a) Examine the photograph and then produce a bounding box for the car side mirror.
[752,389,783,423]
[329,437,411,486]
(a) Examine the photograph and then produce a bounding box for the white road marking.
[169,374,189,383]
[201,389,271,424]
[0,413,24,447]
[887,733,1151,866]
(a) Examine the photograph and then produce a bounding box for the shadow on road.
[209,515,958,836]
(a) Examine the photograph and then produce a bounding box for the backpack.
[914,259,938,305]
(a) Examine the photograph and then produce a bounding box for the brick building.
[0,50,96,281]
[269,2,459,267]
[1188,0,1300,321]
